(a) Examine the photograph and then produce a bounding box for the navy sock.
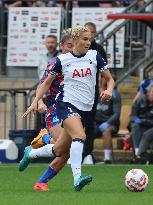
[38,166,57,183]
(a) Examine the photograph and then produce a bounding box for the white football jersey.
[51,49,109,111]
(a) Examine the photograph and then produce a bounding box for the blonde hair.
[70,25,89,39]
[60,28,72,44]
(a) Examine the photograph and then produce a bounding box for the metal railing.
[143,63,153,79]
[96,0,153,79]
[97,0,140,37]
[0,84,37,138]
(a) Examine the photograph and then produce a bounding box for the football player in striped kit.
[19,29,73,191]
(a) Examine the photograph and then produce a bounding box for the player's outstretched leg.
[74,175,93,191]
[19,146,32,172]
[19,144,55,172]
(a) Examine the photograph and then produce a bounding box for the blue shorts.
[56,101,88,127]
[45,103,61,130]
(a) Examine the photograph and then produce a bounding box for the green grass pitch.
[0,164,153,205]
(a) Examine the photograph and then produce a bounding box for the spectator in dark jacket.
[131,84,153,158]
[82,22,108,164]
[133,78,153,102]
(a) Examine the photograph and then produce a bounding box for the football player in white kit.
[22,25,115,191]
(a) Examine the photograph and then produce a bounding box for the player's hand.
[22,101,38,117]
[38,102,47,114]
[100,89,112,101]
[99,87,105,95]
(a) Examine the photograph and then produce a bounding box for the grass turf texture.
[0,164,152,205]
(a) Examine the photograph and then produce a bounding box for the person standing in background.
[36,35,58,129]
[83,22,108,164]
[38,35,58,80]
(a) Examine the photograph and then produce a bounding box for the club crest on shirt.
[89,59,92,64]
[66,64,71,67]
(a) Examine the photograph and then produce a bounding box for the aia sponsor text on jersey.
[72,67,93,78]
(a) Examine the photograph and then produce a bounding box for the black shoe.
[130,155,148,164]
[130,157,142,164]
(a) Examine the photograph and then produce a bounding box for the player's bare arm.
[37,99,47,114]
[36,85,47,114]
[100,69,115,100]
[23,74,55,117]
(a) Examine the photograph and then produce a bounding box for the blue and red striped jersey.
[39,60,63,106]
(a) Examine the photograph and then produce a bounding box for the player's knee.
[103,127,112,134]
[53,146,65,157]
[75,131,86,141]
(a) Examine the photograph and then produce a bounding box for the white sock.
[70,140,84,185]
[104,149,112,161]
[135,148,139,156]
[29,144,55,158]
